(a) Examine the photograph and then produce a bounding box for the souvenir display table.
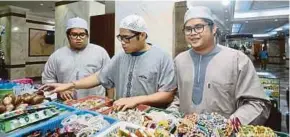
[0,80,288,137]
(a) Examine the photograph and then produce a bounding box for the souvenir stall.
[257,72,280,109]
[0,79,288,137]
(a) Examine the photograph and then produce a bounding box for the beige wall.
[25,13,54,78]
[0,6,28,79]
[0,6,55,80]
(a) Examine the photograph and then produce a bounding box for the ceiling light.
[40,3,44,6]
[222,0,230,6]
[225,10,228,12]
[245,21,248,23]
[235,8,288,19]
[274,19,278,22]
[253,34,270,37]
[12,27,19,31]
[275,28,283,31]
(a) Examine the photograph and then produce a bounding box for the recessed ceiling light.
[40,3,44,6]
[225,10,228,12]
[245,21,248,23]
[226,19,229,21]
[274,19,278,21]
[13,27,19,31]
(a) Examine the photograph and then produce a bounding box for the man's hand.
[113,97,140,111]
[59,90,75,100]
[39,83,74,94]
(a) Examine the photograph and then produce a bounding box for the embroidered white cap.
[66,17,88,31]
[184,6,214,23]
[120,14,148,34]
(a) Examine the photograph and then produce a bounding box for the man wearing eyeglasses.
[40,15,176,111]
[174,6,270,125]
[42,17,110,100]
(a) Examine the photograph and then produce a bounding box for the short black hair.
[129,30,148,40]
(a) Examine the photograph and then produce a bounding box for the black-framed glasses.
[117,33,140,43]
[69,33,87,39]
[183,24,211,35]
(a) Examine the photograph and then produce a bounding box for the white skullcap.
[66,17,88,31]
[120,14,148,34]
[184,6,214,23]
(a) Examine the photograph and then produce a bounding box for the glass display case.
[257,72,280,109]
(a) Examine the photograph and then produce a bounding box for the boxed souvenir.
[0,102,77,137]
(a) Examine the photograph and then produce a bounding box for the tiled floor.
[255,63,289,133]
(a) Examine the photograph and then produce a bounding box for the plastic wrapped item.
[98,121,175,137]
[177,112,230,137]
[100,104,150,115]
[0,93,46,114]
[60,112,113,136]
[143,110,179,133]
[146,107,184,118]
[1,102,77,137]
[12,78,33,85]
[12,83,37,96]
[23,110,117,137]
[109,109,145,126]
[236,125,277,137]
[0,107,60,133]
[65,96,113,111]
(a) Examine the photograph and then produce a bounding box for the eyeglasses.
[183,24,211,35]
[116,33,140,43]
[69,33,87,39]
